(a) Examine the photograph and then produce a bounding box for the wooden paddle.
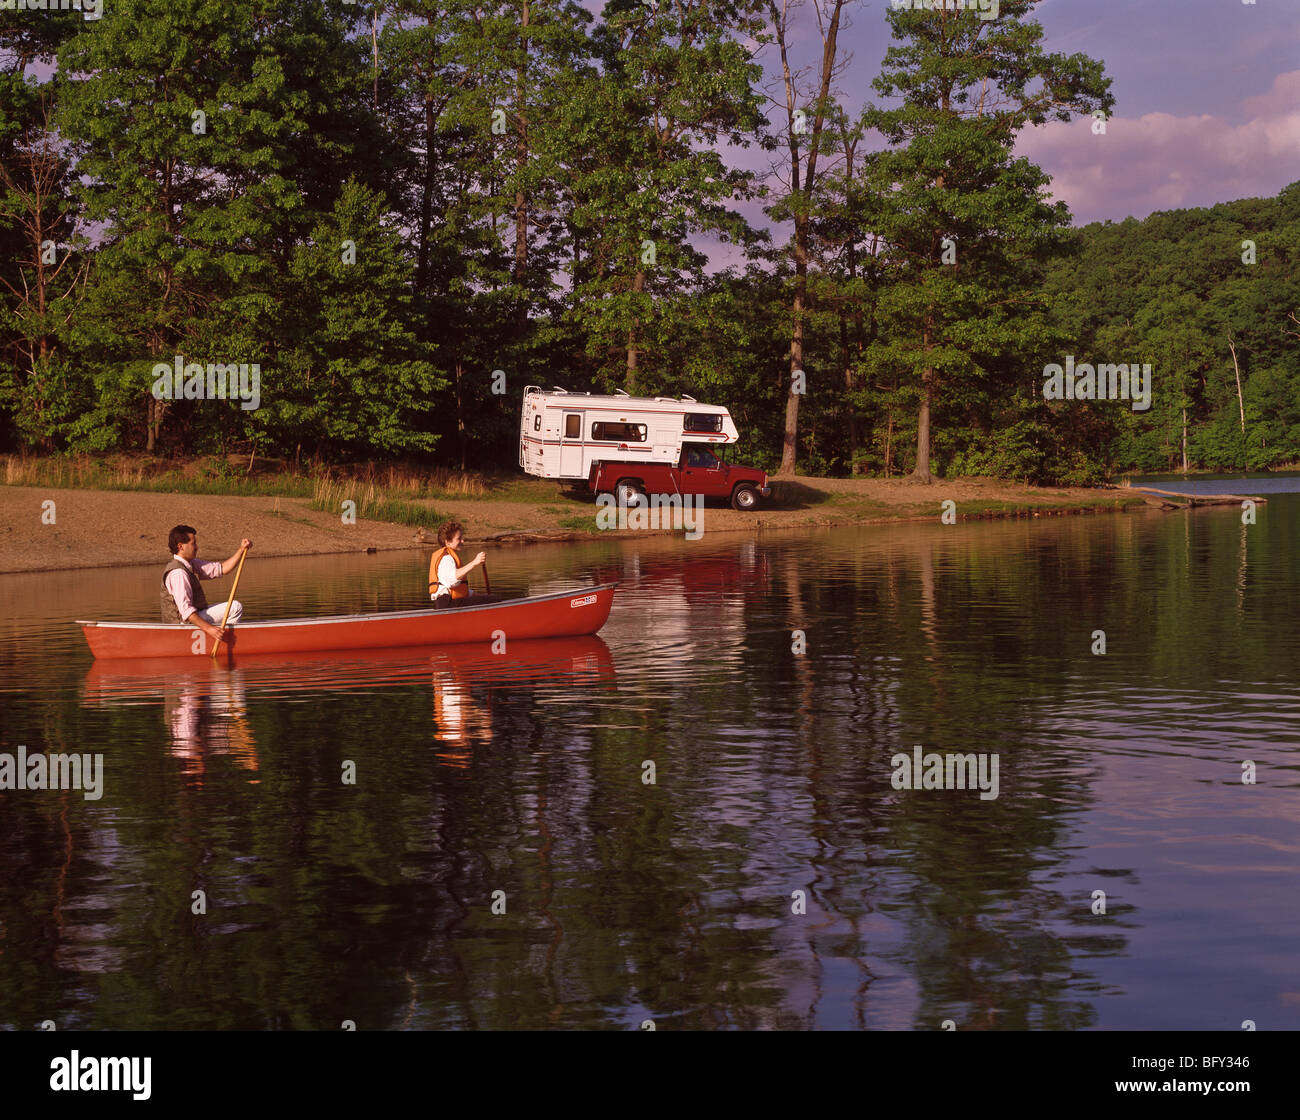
[211,546,248,659]
[480,559,491,596]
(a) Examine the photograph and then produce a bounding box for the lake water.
[2,480,1298,1030]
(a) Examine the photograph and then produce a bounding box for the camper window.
[592,422,647,442]
[684,413,723,433]
[564,414,581,438]
[533,414,541,432]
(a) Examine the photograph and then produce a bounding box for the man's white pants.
[193,601,243,626]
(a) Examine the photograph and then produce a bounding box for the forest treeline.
[1,1,1295,482]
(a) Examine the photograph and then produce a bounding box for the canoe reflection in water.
[81,636,617,777]
[165,677,260,786]
[431,672,490,768]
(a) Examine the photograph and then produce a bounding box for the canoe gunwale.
[77,583,620,631]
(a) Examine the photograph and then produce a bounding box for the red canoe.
[78,584,618,660]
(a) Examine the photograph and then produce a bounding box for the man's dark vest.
[161,557,209,623]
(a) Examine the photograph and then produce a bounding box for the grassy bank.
[0,453,1150,546]
[306,478,449,531]
[1,453,551,503]
[0,468,1151,575]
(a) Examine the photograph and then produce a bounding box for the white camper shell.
[519,385,739,481]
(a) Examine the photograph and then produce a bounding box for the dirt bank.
[0,476,1145,574]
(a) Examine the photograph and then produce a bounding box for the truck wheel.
[731,484,759,511]
[616,480,646,508]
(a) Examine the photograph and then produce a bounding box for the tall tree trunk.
[773,0,846,476]
[781,243,806,472]
[883,408,893,478]
[909,135,948,482]
[1229,337,1245,468]
[839,313,856,472]
[372,12,379,109]
[514,0,530,336]
[912,314,935,482]
[626,268,645,393]
[836,118,863,474]
[147,396,161,453]
[416,92,435,293]
[455,362,467,470]
[915,372,933,482]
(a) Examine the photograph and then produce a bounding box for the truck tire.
[731,483,759,511]
[616,480,646,508]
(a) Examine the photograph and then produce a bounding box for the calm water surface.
[2,484,1298,1030]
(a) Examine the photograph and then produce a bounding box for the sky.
[1004,0,1299,224]
[672,0,1300,268]
[745,0,1300,223]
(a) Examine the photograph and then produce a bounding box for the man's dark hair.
[168,525,197,555]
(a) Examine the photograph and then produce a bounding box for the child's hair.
[437,521,464,547]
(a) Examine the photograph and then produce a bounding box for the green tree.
[863,0,1112,482]
[766,0,850,475]
[559,0,769,392]
[56,0,391,454]
[0,9,86,450]
[259,179,446,460]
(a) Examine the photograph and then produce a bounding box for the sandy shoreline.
[0,478,1145,575]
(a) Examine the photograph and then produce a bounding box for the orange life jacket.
[428,545,469,599]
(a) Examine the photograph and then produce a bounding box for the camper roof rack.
[681,394,697,402]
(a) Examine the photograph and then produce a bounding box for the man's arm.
[219,538,252,575]
[183,609,226,644]
[167,570,225,642]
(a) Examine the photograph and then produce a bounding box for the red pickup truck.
[588,445,772,511]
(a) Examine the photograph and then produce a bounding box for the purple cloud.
[1017,69,1300,224]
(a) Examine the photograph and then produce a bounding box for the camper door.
[560,411,584,476]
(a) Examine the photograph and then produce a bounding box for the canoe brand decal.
[570,594,597,608]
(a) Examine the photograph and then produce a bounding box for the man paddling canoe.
[162,525,252,643]
[428,521,502,608]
